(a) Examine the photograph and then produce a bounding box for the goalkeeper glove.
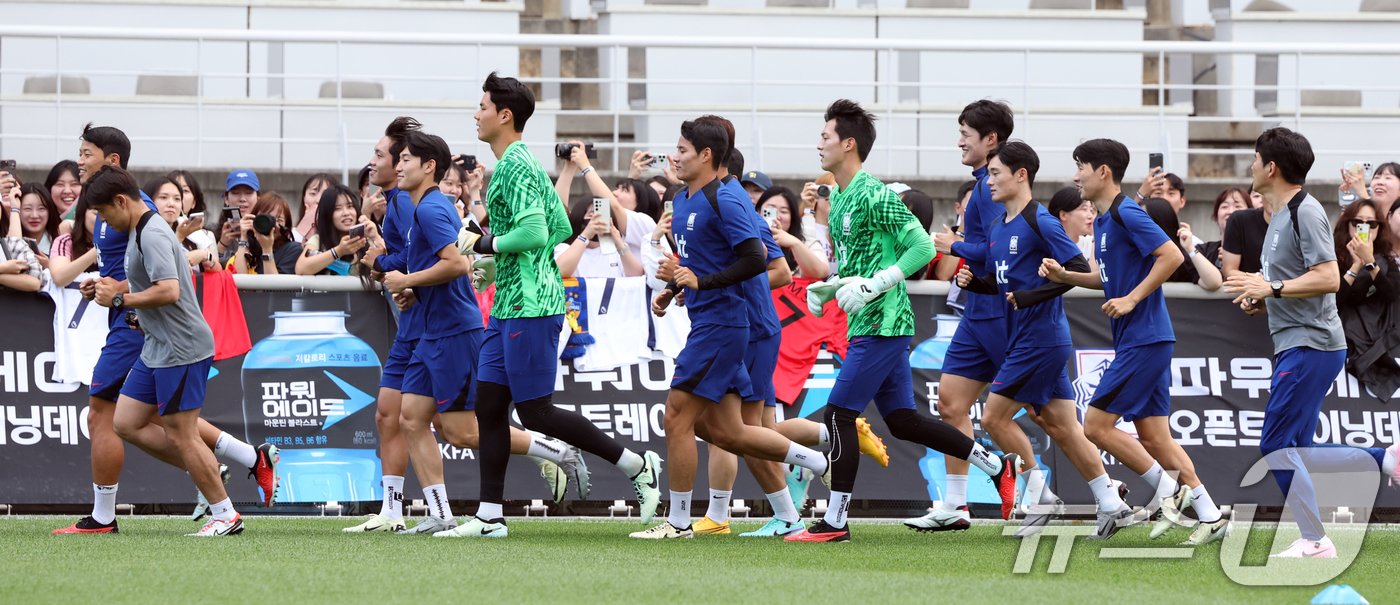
[805,275,842,317]
[835,266,905,314]
[471,256,496,292]
[457,223,495,255]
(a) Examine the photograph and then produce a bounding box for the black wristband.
[472,233,496,255]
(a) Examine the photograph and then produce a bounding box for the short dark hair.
[401,131,452,182]
[1165,173,1185,194]
[824,99,877,162]
[1072,138,1130,184]
[727,147,745,178]
[1048,186,1086,219]
[1255,127,1314,186]
[696,114,737,169]
[166,170,206,215]
[80,123,131,169]
[142,175,182,205]
[384,116,422,163]
[956,179,977,203]
[483,71,535,132]
[988,141,1040,187]
[356,165,373,193]
[757,185,804,243]
[616,178,662,221]
[900,189,935,232]
[680,119,730,170]
[958,100,1014,145]
[81,165,140,208]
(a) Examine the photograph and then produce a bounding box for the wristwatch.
[1363,262,1377,272]
[1271,279,1284,298]
[577,234,591,244]
[111,293,124,309]
[236,240,249,249]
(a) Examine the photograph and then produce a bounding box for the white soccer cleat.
[434,516,508,539]
[343,513,406,534]
[1150,484,1194,539]
[631,451,663,524]
[628,522,693,540]
[1269,536,1337,559]
[903,506,970,533]
[397,516,456,535]
[1016,498,1065,539]
[192,464,231,522]
[1089,505,1135,541]
[559,445,592,500]
[187,514,244,537]
[1184,514,1231,546]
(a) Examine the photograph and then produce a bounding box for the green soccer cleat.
[740,517,805,537]
[434,516,508,539]
[630,450,663,524]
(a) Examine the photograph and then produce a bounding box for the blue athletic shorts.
[1090,342,1173,422]
[119,357,213,416]
[403,330,482,413]
[828,336,916,417]
[379,338,418,392]
[745,333,781,407]
[991,344,1074,409]
[478,315,563,403]
[940,316,1009,384]
[1260,346,1346,455]
[672,323,753,404]
[90,326,143,402]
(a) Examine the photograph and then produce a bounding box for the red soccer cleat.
[992,453,1021,521]
[783,520,851,543]
[249,443,280,507]
[52,516,119,535]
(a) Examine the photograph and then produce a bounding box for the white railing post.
[196,37,204,168]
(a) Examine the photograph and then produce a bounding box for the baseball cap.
[741,170,773,192]
[225,170,260,193]
[887,182,912,195]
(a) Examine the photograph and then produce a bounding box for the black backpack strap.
[1020,200,1043,241]
[133,211,157,252]
[1109,193,1128,230]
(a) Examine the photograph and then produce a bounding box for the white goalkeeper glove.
[805,275,842,317]
[835,266,905,314]
[457,224,494,256]
[471,256,496,292]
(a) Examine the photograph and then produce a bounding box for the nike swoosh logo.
[437,399,449,406]
[1278,372,1292,377]
[509,331,523,339]
[480,528,495,536]
[647,470,658,490]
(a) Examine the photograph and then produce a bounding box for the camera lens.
[253,214,276,236]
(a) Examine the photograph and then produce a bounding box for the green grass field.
[3,517,1394,604]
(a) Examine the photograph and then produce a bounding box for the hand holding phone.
[349,224,366,239]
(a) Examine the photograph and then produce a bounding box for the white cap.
[887,182,912,195]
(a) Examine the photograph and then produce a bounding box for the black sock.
[824,405,860,493]
[884,408,975,460]
[475,380,513,504]
[515,395,625,465]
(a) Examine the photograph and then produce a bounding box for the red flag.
[772,277,848,406]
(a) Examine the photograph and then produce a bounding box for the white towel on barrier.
[44,271,109,385]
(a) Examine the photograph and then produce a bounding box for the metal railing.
[5,25,1400,176]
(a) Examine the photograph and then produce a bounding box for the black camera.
[455,154,478,172]
[253,214,277,237]
[556,143,597,160]
[816,184,833,198]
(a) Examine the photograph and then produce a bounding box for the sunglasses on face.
[1350,219,1380,229]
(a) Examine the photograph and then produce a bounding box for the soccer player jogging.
[795,100,1018,543]
[345,119,580,535]
[1040,138,1229,545]
[918,100,1045,532]
[458,72,662,538]
[1222,128,1399,558]
[678,115,817,538]
[54,125,276,536]
[80,165,241,536]
[636,117,833,540]
[954,141,1132,540]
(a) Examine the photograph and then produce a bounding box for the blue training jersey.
[380,188,423,341]
[407,187,482,339]
[987,201,1082,348]
[672,178,762,328]
[723,177,783,341]
[950,166,1006,321]
[1094,195,1176,349]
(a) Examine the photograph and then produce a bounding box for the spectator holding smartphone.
[758,186,829,279]
[0,193,43,292]
[232,195,301,275]
[217,169,260,260]
[1332,199,1400,401]
[556,139,657,259]
[146,176,218,271]
[17,183,61,268]
[297,184,379,277]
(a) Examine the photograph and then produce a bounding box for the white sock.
[784,442,827,475]
[214,432,258,469]
[616,449,644,477]
[824,490,852,529]
[966,443,1002,476]
[92,483,118,525]
[1140,462,1164,491]
[817,424,830,447]
[381,475,405,521]
[1384,445,1398,477]
[944,474,968,509]
[209,498,237,522]
[423,484,452,521]
[526,435,569,464]
[1191,484,1222,524]
[476,501,503,521]
[706,489,732,523]
[766,489,800,523]
[668,490,692,529]
[1022,467,1047,507]
[1088,474,1126,512]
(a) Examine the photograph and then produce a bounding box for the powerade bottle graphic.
[242,298,381,503]
[909,313,961,370]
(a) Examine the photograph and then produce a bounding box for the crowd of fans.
[3,150,1399,392]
